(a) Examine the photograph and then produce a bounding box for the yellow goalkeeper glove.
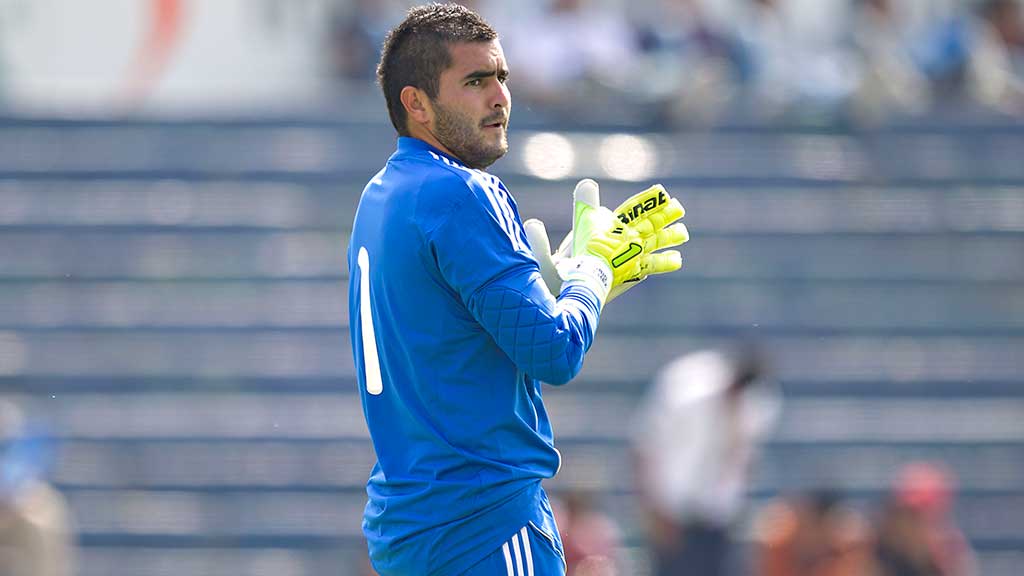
[603,183,688,301]
[525,179,688,305]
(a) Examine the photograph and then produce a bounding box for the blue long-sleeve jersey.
[348,137,603,575]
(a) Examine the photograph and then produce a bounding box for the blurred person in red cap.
[0,401,75,576]
[874,462,976,576]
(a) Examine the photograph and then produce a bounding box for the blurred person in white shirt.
[734,0,861,119]
[631,344,781,576]
[497,0,636,107]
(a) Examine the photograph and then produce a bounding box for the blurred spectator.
[754,489,877,576]
[847,0,932,121]
[631,344,781,576]
[553,489,622,576]
[734,0,793,113]
[732,0,855,119]
[326,0,398,83]
[966,0,1024,112]
[913,10,973,100]
[628,0,746,124]
[915,0,1024,112]
[874,462,977,576]
[499,0,637,108]
[0,401,74,576]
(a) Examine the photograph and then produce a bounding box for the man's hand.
[604,184,688,301]
[526,179,688,305]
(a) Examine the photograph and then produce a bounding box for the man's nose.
[492,82,510,110]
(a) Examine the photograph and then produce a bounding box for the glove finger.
[572,179,611,257]
[642,250,682,276]
[650,197,685,229]
[627,249,683,279]
[612,189,650,218]
[628,197,685,237]
[643,222,689,252]
[524,219,551,256]
[556,229,573,258]
[607,250,681,303]
[612,184,669,222]
[524,218,563,296]
[574,178,601,208]
[614,183,684,220]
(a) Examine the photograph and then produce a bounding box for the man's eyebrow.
[462,67,508,81]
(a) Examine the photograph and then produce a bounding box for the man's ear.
[400,86,433,128]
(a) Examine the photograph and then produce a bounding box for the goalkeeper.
[348,4,688,575]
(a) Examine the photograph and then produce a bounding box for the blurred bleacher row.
[1,114,1023,576]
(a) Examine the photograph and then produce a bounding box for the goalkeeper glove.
[602,183,688,301]
[529,179,687,305]
[525,182,687,301]
[525,181,688,302]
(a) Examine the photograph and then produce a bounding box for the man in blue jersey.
[348,4,688,575]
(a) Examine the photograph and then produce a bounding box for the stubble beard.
[432,101,508,170]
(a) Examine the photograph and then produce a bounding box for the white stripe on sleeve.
[480,181,515,240]
[490,177,527,252]
[480,176,525,252]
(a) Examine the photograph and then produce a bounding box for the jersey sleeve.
[429,179,602,385]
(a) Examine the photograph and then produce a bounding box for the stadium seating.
[1,116,1022,575]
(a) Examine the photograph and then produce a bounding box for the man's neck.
[407,125,460,164]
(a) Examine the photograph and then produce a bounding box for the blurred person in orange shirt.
[0,401,74,576]
[874,462,976,576]
[754,488,878,576]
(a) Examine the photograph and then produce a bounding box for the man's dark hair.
[377,3,498,136]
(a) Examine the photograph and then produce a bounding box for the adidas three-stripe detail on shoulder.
[428,151,528,253]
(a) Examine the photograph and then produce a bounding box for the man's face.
[429,40,511,169]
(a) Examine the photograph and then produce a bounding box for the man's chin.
[484,146,508,169]
[463,144,506,170]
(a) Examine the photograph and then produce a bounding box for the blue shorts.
[459,522,566,576]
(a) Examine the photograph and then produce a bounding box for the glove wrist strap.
[561,254,611,308]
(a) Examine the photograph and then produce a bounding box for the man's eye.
[467,79,481,87]
[498,75,509,84]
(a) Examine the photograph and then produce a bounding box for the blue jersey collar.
[396,137,469,169]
